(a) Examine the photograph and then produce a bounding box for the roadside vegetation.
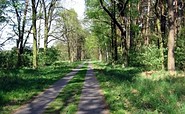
[0,61,80,114]
[0,0,185,114]
[44,64,87,114]
[94,62,185,114]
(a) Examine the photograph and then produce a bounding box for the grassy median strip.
[44,64,87,114]
[0,61,80,114]
[93,62,185,114]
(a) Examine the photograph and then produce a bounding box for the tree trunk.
[98,47,103,61]
[145,0,150,45]
[17,45,24,67]
[113,22,118,61]
[31,0,38,69]
[37,1,42,53]
[67,38,71,62]
[42,0,57,54]
[121,31,128,66]
[167,0,175,71]
[156,19,165,70]
[43,18,49,53]
[76,39,82,61]
[13,0,29,67]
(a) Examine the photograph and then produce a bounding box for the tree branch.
[99,0,124,33]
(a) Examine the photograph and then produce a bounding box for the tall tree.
[145,0,151,45]
[167,0,176,71]
[53,9,85,62]
[11,0,29,67]
[100,0,129,65]
[85,0,112,61]
[41,0,57,53]
[31,0,38,68]
[154,0,165,70]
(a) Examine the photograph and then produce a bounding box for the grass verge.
[0,61,80,114]
[44,64,87,114]
[93,62,185,114]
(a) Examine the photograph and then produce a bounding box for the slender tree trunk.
[37,1,42,53]
[156,19,165,70]
[76,38,82,61]
[111,21,114,61]
[98,47,103,61]
[154,0,165,70]
[17,45,24,67]
[38,21,41,53]
[31,0,38,69]
[66,36,71,62]
[112,1,118,62]
[43,19,49,53]
[121,31,128,66]
[167,0,176,71]
[145,0,150,45]
[42,0,57,54]
[113,23,118,61]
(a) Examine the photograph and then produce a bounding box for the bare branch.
[0,35,16,47]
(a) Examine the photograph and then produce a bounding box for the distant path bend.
[13,63,84,114]
[77,63,109,114]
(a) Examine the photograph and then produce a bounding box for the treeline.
[0,0,87,69]
[85,0,185,71]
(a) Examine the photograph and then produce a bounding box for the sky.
[62,0,85,19]
[0,0,86,50]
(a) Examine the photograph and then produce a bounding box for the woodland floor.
[1,61,185,114]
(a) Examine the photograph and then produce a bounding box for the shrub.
[38,47,59,66]
[129,45,163,71]
[0,48,33,69]
[0,50,17,68]
[175,27,185,71]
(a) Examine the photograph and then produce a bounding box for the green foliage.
[175,27,185,71]
[38,47,59,66]
[85,35,99,60]
[129,45,164,70]
[0,61,80,113]
[0,0,8,22]
[94,62,185,113]
[85,0,112,61]
[0,49,32,69]
[0,50,17,68]
[0,47,60,69]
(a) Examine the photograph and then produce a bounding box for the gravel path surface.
[14,64,84,114]
[77,63,109,114]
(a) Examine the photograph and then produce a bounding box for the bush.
[175,27,185,71]
[38,47,59,66]
[0,50,17,68]
[129,45,164,71]
[0,48,33,69]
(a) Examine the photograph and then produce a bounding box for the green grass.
[44,64,87,114]
[0,61,80,114]
[93,62,185,114]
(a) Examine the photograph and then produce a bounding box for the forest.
[0,0,185,113]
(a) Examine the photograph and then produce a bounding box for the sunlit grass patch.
[93,62,185,114]
[44,64,87,114]
[0,61,80,114]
